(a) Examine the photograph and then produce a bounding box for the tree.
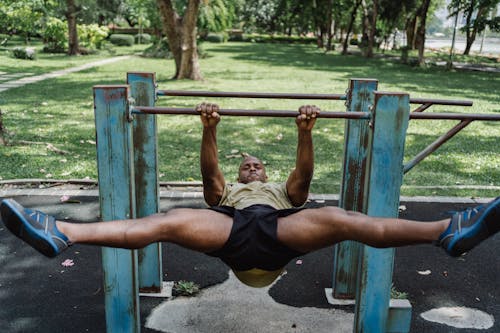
[65,0,81,55]
[341,0,362,54]
[0,0,45,43]
[156,0,202,80]
[449,0,500,55]
[360,0,378,57]
[414,0,431,65]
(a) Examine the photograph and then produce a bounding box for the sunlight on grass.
[0,42,498,198]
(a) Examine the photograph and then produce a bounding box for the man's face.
[238,156,268,184]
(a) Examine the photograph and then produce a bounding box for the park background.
[0,0,499,198]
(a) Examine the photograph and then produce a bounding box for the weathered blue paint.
[93,85,140,333]
[333,78,378,299]
[354,92,410,333]
[127,72,162,293]
[386,299,412,333]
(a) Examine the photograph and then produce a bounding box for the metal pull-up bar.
[131,106,370,119]
[131,106,499,122]
[157,89,473,109]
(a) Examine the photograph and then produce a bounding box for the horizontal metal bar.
[409,97,473,107]
[409,112,500,121]
[157,90,346,100]
[133,106,500,122]
[132,106,370,119]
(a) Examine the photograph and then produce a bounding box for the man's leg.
[1,199,232,257]
[277,197,500,256]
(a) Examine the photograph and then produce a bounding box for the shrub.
[109,34,134,46]
[43,17,67,53]
[349,38,359,45]
[12,47,36,60]
[228,29,244,42]
[142,37,172,58]
[134,33,151,44]
[78,24,109,50]
[205,33,227,43]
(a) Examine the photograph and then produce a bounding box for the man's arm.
[197,103,225,206]
[286,105,320,206]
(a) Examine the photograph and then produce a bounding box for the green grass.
[0,42,499,198]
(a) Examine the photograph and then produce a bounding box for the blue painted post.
[332,78,378,299]
[353,91,410,333]
[93,85,140,333]
[127,72,162,292]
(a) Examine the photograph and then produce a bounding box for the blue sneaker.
[0,199,70,257]
[438,196,500,256]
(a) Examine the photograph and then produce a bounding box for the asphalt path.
[0,193,498,332]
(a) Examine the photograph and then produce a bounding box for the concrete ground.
[0,188,498,333]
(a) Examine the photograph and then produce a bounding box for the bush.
[205,33,227,43]
[142,37,172,58]
[109,34,134,46]
[244,34,315,44]
[78,24,109,50]
[12,47,36,60]
[43,17,67,52]
[228,30,244,42]
[134,33,151,44]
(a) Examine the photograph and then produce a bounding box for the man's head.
[237,155,268,184]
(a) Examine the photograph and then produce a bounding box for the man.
[1,103,499,288]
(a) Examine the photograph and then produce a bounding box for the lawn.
[0,41,499,198]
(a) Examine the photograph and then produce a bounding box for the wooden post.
[353,91,410,333]
[127,72,162,292]
[93,85,140,333]
[332,78,378,299]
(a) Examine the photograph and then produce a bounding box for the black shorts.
[206,204,306,271]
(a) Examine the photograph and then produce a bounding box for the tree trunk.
[342,0,362,54]
[463,5,488,55]
[157,0,202,80]
[361,0,377,57]
[416,0,431,66]
[66,0,80,56]
[405,15,417,49]
[325,0,334,51]
[367,0,378,57]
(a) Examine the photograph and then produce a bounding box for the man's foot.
[0,199,70,257]
[438,197,500,256]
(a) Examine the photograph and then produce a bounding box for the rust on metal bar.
[412,103,432,113]
[157,90,346,100]
[404,119,473,174]
[409,97,473,107]
[132,106,370,119]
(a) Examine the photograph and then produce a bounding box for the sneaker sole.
[1,199,58,257]
[447,197,500,256]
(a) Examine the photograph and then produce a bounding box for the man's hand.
[196,102,220,128]
[296,105,320,131]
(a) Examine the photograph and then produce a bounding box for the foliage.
[78,24,109,50]
[134,33,152,44]
[109,33,135,46]
[42,17,68,53]
[198,0,238,35]
[0,0,45,42]
[173,280,200,296]
[204,33,228,43]
[11,46,36,60]
[142,37,172,58]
